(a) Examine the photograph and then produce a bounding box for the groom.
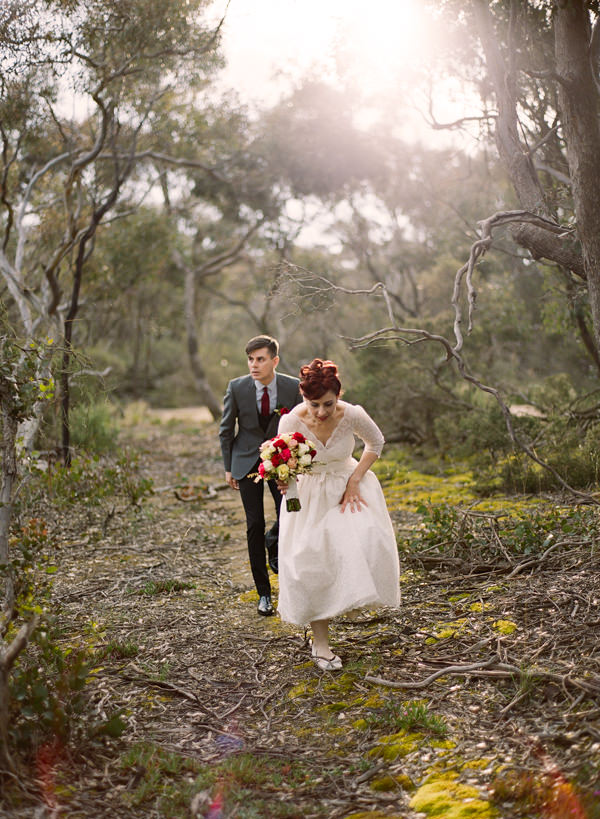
[219,335,302,616]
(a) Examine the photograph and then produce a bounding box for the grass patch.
[118,743,316,817]
[364,699,448,737]
[132,578,195,596]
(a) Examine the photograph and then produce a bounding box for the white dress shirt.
[254,377,277,414]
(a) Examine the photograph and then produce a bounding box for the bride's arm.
[340,405,384,513]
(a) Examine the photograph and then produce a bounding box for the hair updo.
[299,359,342,400]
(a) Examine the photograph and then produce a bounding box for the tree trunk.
[473,0,587,276]
[0,403,17,620]
[184,268,222,420]
[554,0,600,351]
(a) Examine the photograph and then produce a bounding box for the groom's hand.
[225,472,239,490]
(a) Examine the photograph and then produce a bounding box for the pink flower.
[258,463,266,477]
[280,448,291,462]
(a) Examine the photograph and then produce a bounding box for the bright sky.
[210,0,437,107]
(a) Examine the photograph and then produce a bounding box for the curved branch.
[342,322,597,504]
[452,209,576,351]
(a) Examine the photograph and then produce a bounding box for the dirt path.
[6,412,600,818]
[32,413,422,818]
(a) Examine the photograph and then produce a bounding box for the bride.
[276,358,400,671]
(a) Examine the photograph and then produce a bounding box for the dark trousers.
[238,469,282,597]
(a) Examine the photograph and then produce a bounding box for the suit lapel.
[275,374,291,409]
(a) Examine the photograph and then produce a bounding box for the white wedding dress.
[277,402,400,625]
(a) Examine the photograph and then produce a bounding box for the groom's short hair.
[245,335,279,358]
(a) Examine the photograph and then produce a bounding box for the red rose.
[280,448,291,461]
[258,463,266,477]
[292,432,305,442]
[271,453,282,466]
[273,438,286,449]
[279,407,289,415]
[309,449,317,458]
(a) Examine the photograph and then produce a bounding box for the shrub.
[69,401,119,455]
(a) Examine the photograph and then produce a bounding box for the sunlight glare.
[217,0,434,102]
[333,0,430,91]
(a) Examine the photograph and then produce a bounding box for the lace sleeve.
[350,404,385,456]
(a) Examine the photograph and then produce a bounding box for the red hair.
[299,359,342,399]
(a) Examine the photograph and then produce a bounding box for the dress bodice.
[278,402,385,464]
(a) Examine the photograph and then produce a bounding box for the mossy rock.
[409,772,498,818]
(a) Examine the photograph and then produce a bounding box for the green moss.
[462,758,492,771]
[492,619,517,635]
[410,773,498,818]
[238,589,259,603]
[353,718,368,730]
[469,602,493,612]
[430,739,457,750]
[396,773,416,791]
[321,701,349,713]
[288,680,318,699]
[371,775,399,791]
[426,618,468,644]
[343,812,404,819]
[368,730,424,761]
[324,671,360,695]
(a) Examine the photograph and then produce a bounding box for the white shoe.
[311,644,342,671]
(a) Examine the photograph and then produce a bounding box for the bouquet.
[254,431,317,511]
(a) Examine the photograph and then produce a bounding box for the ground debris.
[2,417,600,818]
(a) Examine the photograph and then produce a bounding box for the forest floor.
[4,408,600,818]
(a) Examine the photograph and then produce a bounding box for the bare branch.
[452,209,575,351]
[103,150,230,186]
[533,161,572,186]
[527,125,559,156]
[1,614,39,673]
[342,322,597,504]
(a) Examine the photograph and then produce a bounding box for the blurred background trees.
[1,0,599,492]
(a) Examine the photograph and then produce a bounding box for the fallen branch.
[365,658,497,689]
[365,660,600,695]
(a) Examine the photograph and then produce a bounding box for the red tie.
[261,386,270,416]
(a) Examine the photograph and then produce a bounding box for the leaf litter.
[3,413,600,818]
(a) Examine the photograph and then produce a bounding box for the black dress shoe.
[268,554,278,574]
[257,595,275,616]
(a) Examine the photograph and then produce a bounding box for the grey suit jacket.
[219,372,303,480]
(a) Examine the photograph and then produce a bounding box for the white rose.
[262,459,273,472]
[298,443,309,455]
[299,454,312,466]
[277,464,290,480]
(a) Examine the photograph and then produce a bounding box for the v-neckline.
[298,406,346,448]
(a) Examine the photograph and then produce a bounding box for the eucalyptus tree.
[0,0,223,458]
[418,0,600,370]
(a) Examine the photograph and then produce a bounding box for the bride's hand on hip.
[340,479,367,513]
[276,480,288,494]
